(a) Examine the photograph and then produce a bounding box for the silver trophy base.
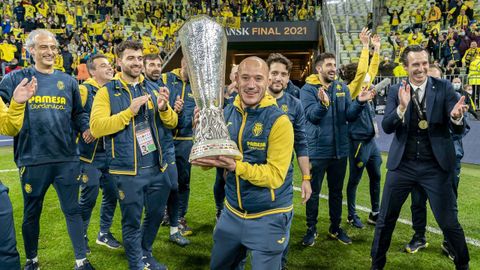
[189,139,243,162]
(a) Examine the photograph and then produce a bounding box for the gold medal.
[418,120,428,129]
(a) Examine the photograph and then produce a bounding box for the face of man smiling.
[31,33,58,70]
[316,57,336,84]
[118,49,144,81]
[236,57,270,109]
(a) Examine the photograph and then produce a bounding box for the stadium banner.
[225,21,319,42]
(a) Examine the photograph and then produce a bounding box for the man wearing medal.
[370,45,470,270]
[90,40,176,270]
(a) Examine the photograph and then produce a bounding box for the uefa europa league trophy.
[179,15,242,162]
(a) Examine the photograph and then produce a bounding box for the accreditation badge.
[373,120,380,138]
[135,121,157,156]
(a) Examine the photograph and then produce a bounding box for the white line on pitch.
[293,186,480,248]
[0,169,17,173]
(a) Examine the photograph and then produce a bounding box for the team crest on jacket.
[252,122,263,137]
[82,174,89,183]
[57,81,65,90]
[24,183,32,194]
[281,104,288,113]
[119,190,125,200]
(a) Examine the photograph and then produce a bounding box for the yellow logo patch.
[357,162,364,168]
[24,184,32,194]
[57,81,65,90]
[277,237,286,244]
[336,92,346,97]
[114,92,122,97]
[281,104,288,113]
[336,84,342,90]
[119,190,125,200]
[252,122,263,137]
[187,93,194,99]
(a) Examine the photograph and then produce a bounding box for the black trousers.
[306,157,347,232]
[371,159,469,269]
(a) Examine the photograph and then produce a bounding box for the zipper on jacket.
[236,110,247,210]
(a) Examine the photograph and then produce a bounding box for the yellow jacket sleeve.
[367,52,380,86]
[0,99,26,136]
[235,114,294,189]
[348,48,369,99]
[79,85,88,107]
[90,87,134,138]
[159,104,178,129]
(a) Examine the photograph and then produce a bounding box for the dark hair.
[314,52,336,66]
[143,54,162,66]
[400,45,428,66]
[115,40,143,58]
[266,53,292,73]
[339,63,358,84]
[86,54,108,72]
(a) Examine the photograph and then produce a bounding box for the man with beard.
[0,29,93,270]
[266,53,312,270]
[0,62,37,270]
[143,54,190,247]
[300,52,375,246]
[78,54,121,253]
[90,41,176,270]
[161,57,195,236]
[371,45,470,270]
[192,56,294,270]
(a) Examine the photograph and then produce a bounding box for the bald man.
[192,57,295,269]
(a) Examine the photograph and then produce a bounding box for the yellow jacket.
[90,73,177,139]
[393,65,408,77]
[54,54,64,72]
[0,44,17,62]
[468,58,480,85]
[35,3,49,18]
[231,94,294,190]
[54,0,66,15]
[0,99,26,136]
[348,49,380,99]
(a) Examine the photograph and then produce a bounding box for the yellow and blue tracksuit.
[162,69,195,219]
[78,78,118,237]
[346,50,382,218]
[90,73,175,270]
[210,94,294,269]
[300,74,366,232]
[276,92,308,268]
[146,77,180,228]
[0,97,25,270]
[0,67,90,261]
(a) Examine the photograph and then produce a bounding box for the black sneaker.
[84,236,91,255]
[169,231,190,247]
[142,254,167,270]
[347,214,365,229]
[329,228,352,245]
[367,212,378,225]
[74,259,95,270]
[441,240,455,261]
[178,217,193,236]
[405,234,428,253]
[302,227,318,246]
[24,260,40,270]
[96,232,122,249]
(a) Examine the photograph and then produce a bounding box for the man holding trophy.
[181,16,294,269]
